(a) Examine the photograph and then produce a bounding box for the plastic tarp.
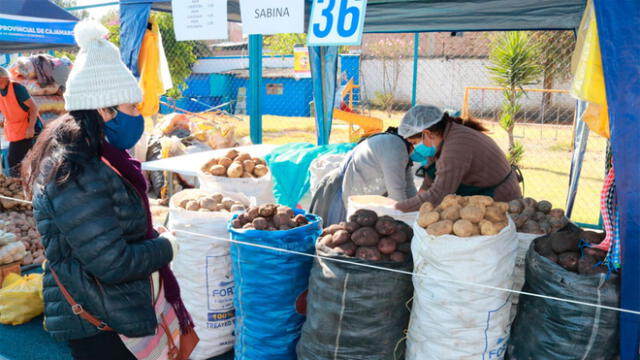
[0,0,77,53]
[309,46,339,145]
[593,1,640,358]
[565,101,589,219]
[264,142,356,208]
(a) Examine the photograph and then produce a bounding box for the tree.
[532,32,575,112]
[105,13,198,99]
[263,33,307,57]
[487,32,543,165]
[51,0,90,19]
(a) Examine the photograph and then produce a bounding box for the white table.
[141,144,278,177]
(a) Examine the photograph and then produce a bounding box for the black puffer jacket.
[32,159,173,341]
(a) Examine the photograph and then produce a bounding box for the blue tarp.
[0,0,78,53]
[593,1,640,358]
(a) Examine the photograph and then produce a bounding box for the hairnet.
[398,105,445,138]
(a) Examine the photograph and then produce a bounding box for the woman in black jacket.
[21,21,189,360]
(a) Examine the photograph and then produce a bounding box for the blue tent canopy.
[0,0,78,53]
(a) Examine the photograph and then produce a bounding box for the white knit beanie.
[64,20,142,111]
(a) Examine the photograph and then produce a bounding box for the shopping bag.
[0,273,44,325]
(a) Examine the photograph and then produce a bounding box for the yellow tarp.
[137,15,164,117]
[0,273,43,325]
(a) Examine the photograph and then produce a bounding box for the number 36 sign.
[307,0,368,46]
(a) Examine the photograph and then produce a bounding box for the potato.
[245,207,260,221]
[322,224,345,236]
[344,221,360,233]
[199,197,218,211]
[523,197,537,208]
[536,200,552,214]
[558,251,579,272]
[375,216,398,236]
[185,200,200,211]
[583,247,607,262]
[219,198,234,211]
[389,252,406,262]
[276,206,295,218]
[389,226,409,244]
[460,205,485,223]
[253,165,268,177]
[453,219,474,237]
[521,220,542,234]
[178,198,190,209]
[397,242,411,254]
[252,217,268,230]
[580,230,605,244]
[355,246,382,261]
[253,157,266,166]
[231,219,243,229]
[353,209,378,227]
[577,255,597,275]
[318,234,333,247]
[259,204,277,217]
[468,195,494,207]
[470,224,480,236]
[224,149,239,160]
[441,205,462,221]
[549,208,565,218]
[227,163,243,178]
[521,206,536,219]
[294,214,309,225]
[508,199,524,214]
[550,232,580,253]
[513,214,528,229]
[427,220,453,236]
[484,205,507,223]
[236,152,251,162]
[333,241,356,256]
[351,227,380,246]
[201,158,219,172]
[533,211,547,221]
[218,157,233,168]
[548,216,569,231]
[418,211,440,228]
[271,213,288,227]
[539,220,552,234]
[377,237,397,254]
[419,202,434,214]
[440,195,462,209]
[479,220,501,236]
[332,230,351,246]
[209,165,227,176]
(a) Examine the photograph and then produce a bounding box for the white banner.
[308,0,368,46]
[239,0,304,35]
[172,0,228,41]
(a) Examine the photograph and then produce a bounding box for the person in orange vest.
[0,66,40,177]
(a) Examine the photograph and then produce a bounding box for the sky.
[72,0,118,21]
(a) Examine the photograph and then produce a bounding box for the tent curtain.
[119,2,151,77]
[309,46,338,145]
[592,0,640,359]
[565,100,589,218]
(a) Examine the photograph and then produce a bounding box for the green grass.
[227,112,605,226]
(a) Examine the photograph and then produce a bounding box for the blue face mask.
[104,110,144,150]
[410,143,436,166]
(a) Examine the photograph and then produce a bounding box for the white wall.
[192,56,293,73]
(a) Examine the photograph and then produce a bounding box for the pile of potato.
[0,211,43,265]
[232,204,309,231]
[418,195,510,237]
[177,192,246,213]
[534,229,608,275]
[201,149,269,178]
[318,209,413,262]
[0,241,26,265]
[0,175,31,211]
[508,198,569,234]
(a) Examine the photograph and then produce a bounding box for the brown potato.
[221,198,235,210]
[351,227,380,246]
[521,220,542,234]
[533,211,547,221]
[253,165,268,177]
[273,213,291,227]
[549,208,565,218]
[353,209,378,227]
[259,204,277,217]
[453,219,474,237]
[418,211,440,228]
[246,206,260,221]
[253,157,266,166]
[558,251,580,272]
[389,252,406,262]
[389,227,409,244]
[419,201,434,214]
[375,216,398,236]
[355,246,382,261]
[484,205,507,223]
[321,224,345,236]
[494,202,509,213]
[240,159,256,174]
[550,231,580,253]
[427,220,453,236]
[331,230,351,246]
[583,247,607,262]
[232,219,243,229]
[479,220,500,236]
[523,197,537,208]
[209,165,227,176]
[185,200,200,211]
[276,206,295,218]
[236,152,252,162]
[580,230,605,244]
[219,157,233,168]
[440,195,462,209]
[333,241,356,256]
[508,199,524,214]
[318,234,333,247]
[377,237,397,254]
[470,224,481,236]
[294,214,309,225]
[201,158,219,172]
[227,162,244,178]
[468,195,494,207]
[441,205,462,221]
[199,197,218,211]
[460,205,485,223]
[537,200,552,214]
[224,149,239,160]
[253,217,268,230]
[344,221,360,233]
[178,198,190,209]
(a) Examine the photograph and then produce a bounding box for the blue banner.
[0,17,75,45]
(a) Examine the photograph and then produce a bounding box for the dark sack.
[507,238,619,360]
[297,244,414,360]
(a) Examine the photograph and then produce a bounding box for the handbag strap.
[48,265,113,331]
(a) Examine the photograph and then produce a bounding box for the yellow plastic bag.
[0,273,44,325]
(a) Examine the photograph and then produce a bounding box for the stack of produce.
[176,192,246,213]
[317,209,413,262]
[417,194,510,236]
[201,149,268,178]
[0,212,43,266]
[534,228,608,274]
[0,175,32,212]
[0,231,25,265]
[231,204,309,231]
[508,198,568,234]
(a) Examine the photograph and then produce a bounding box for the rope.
[0,194,32,205]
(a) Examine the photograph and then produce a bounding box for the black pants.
[67,332,136,360]
[7,138,33,178]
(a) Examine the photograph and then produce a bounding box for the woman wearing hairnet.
[395,105,522,212]
[310,127,418,226]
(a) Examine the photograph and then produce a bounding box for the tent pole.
[411,33,419,107]
[249,34,263,144]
